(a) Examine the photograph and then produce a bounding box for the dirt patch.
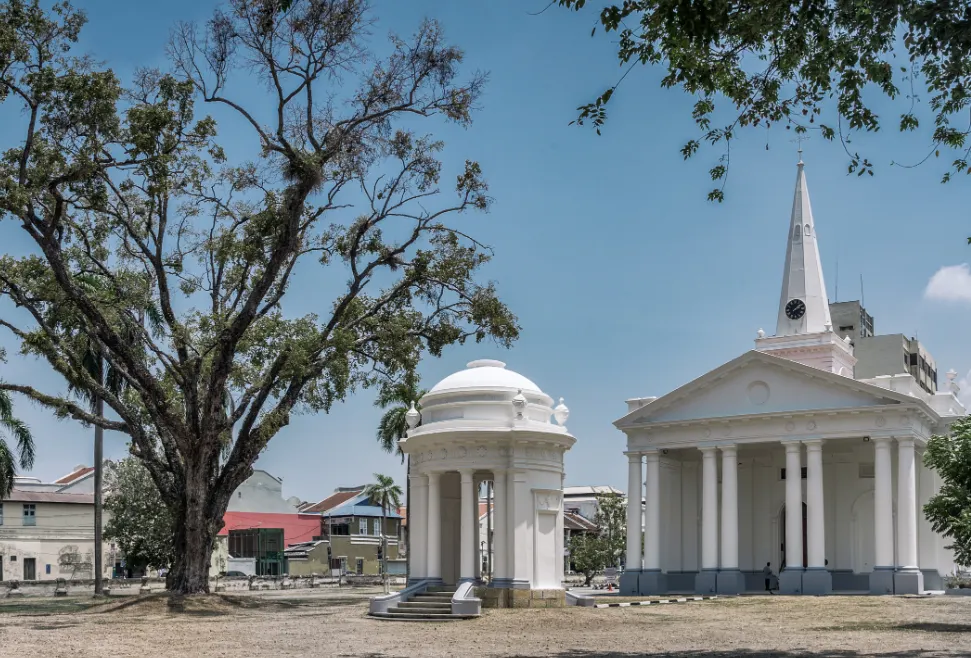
[0,593,969,657]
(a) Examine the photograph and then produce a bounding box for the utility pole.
[93,359,104,596]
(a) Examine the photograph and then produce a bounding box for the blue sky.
[1,1,969,503]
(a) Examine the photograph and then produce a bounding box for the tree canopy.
[923,416,971,567]
[0,0,517,593]
[0,388,34,496]
[558,0,971,201]
[104,457,176,572]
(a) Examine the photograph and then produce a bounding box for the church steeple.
[756,154,856,376]
[775,155,832,336]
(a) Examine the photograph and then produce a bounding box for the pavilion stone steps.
[371,587,478,622]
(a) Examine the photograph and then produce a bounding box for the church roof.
[614,349,937,429]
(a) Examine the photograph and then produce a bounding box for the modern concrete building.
[617,156,967,597]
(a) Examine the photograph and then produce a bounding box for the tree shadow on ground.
[516,649,967,658]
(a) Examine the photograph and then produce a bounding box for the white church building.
[618,156,967,597]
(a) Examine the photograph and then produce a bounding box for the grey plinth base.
[779,569,804,594]
[869,567,895,595]
[619,570,640,595]
[894,569,924,595]
[716,569,746,595]
[639,570,668,596]
[802,568,832,595]
[694,570,718,595]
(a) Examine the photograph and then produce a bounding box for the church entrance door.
[780,502,808,569]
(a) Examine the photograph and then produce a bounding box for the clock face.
[785,299,807,320]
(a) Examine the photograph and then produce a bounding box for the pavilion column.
[695,446,719,594]
[779,441,804,594]
[624,453,643,574]
[716,444,744,594]
[408,473,428,581]
[459,469,476,583]
[473,477,482,581]
[426,471,442,583]
[894,436,924,594]
[870,437,895,594]
[803,439,832,594]
[491,470,508,587]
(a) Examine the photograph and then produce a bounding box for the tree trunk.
[94,393,104,595]
[169,477,220,595]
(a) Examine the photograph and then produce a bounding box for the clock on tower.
[785,299,807,320]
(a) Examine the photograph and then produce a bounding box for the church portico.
[616,155,965,596]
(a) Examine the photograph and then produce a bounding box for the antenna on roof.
[860,274,866,309]
[834,256,839,302]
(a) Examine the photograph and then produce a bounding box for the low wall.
[4,573,397,598]
[476,587,565,609]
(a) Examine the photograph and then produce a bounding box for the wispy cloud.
[925,264,971,304]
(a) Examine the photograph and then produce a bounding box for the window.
[358,518,367,535]
[839,325,854,333]
[780,467,807,480]
[355,558,364,575]
[330,522,350,536]
[373,518,381,537]
[22,504,35,526]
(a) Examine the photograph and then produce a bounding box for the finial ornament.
[791,134,810,162]
[511,388,527,420]
[405,401,420,429]
[757,328,766,338]
[553,397,570,426]
[947,369,960,394]
[824,321,832,333]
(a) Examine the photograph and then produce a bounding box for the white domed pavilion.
[401,359,575,605]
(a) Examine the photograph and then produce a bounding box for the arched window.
[804,224,811,236]
[793,225,801,241]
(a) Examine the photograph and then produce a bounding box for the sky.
[1,1,969,504]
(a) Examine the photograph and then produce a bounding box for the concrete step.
[397,601,451,609]
[370,611,478,622]
[427,586,458,594]
[388,605,455,615]
[412,594,453,602]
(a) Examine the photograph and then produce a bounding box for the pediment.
[618,351,912,427]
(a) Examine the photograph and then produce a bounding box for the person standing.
[763,562,775,594]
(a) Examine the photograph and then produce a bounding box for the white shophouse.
[401,360,575,591]
[618,156,967,597]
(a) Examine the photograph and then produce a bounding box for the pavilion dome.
[429,359,543,395]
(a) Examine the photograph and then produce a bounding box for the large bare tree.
[0,0,518,594]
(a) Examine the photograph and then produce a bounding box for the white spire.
[775,158,832,336]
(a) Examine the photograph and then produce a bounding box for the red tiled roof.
[218,512,322,546]
[3,491,94,505]
[301,488,364,514]
[54,467,94,485]
[564,511,598,532]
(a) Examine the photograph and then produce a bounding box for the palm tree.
[0,389,34,497]
[375,375,426,582]
[363,473,403,593]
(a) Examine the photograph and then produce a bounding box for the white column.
[426,471,442,581]
[473,477,482,580]
[784,442,803,570]
[873,437,894,568]
[720,444,738,571]
[493,470,508,583]
[700,447,719,571]
[409,473,427,579]
[557,472,565,584]
[644,450,661,570]
[805,440,825,569]
[626,453,643,571]
[459,469,475,582]
[896,437,919,570]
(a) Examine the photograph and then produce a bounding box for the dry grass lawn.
[0,592,969,657]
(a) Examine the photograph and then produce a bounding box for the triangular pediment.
[617,351,915,428]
